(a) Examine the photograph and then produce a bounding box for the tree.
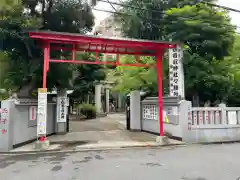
[0,51,9,88]
[108,55,169,95]
[164,4,235,60]
[0,0,98,97]
[182,51,233,106]
[224,35,240,106]
[163,4,235,105]
[0,0,42,93]
[71,52,106,101]
[111,0,236,106]
[114,0,215,40]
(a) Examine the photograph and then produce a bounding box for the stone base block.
[34,140,50,150]
[156,136,169,145]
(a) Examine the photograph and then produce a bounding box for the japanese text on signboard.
[169,46,184,98]
[0,108,9,135]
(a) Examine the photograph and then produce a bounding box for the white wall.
[12,103,56,145]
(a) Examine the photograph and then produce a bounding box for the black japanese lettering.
[173,78,178,83]
[173,92,178,96]
[173,72,178,77]
[173,66,178,71]
[173,59,178,65]
[173,85,178,90]
[173,53,177,58]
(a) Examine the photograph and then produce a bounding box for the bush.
[78,103,96,119]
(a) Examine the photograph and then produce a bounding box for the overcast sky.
[93,0,240,28]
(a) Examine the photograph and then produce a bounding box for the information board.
[37,88,47,135]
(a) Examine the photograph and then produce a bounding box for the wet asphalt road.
[0,144,240,180]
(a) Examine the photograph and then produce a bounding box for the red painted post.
[156,53,164,136]
[41,43,49,141]
[43,43,49,88]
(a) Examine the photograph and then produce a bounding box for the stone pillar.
[179,100,196,143]
[56,90,67,134]
[219,103,227,125]
[118,94,122,111]
[95,84,102,113]
[169,45,185,98]
[130,90,141,131]
[105,88,110,113]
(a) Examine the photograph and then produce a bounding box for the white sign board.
[37,88,47,135]
[169,45,185,98]
[228,111,237,125]
[0,107,9,135]
[166,106,178,116]
[163,110,167,122]
[57,95,67,123]
[0,101,11,151]
[29,106,37,121]
[144,109,151,116]
[142,105,157,120]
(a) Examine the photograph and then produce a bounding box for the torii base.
[156,136,169,145]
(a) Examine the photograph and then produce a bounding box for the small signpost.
[37,88,47,137]
[57,95,67,123]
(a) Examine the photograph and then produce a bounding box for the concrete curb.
[0,147,64,155]
[0,143,186,156]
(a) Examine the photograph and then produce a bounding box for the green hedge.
[78,103,96,119]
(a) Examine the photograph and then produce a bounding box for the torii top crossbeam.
[29,31,178,137]
[29,31,176,57]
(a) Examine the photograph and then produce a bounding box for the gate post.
[105,88,110,113]
[130,90,141,131]
[55,89,68,134]
[95,84,102,113]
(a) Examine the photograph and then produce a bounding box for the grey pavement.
[49,114,162,143]
[11,114,183,153]
[1,144,240,180]
[107,113,126,127]
[69,114,126,132]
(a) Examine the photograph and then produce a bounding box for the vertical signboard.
[29,106,37,121]
[169,45,185,98]
[0,105,9,136]
[37,88,47,136]
[0,101,11,151]
[57,94,67,123]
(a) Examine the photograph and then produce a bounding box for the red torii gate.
[29,31,177,137]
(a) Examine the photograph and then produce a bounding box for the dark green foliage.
[78,103,96,119]
[111,0,237,106]
[0,0,103,97]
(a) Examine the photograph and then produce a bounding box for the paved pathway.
[50,113,159,143]
[11,114,182,153]
[69,114,125,132]
[1,144,240,180]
